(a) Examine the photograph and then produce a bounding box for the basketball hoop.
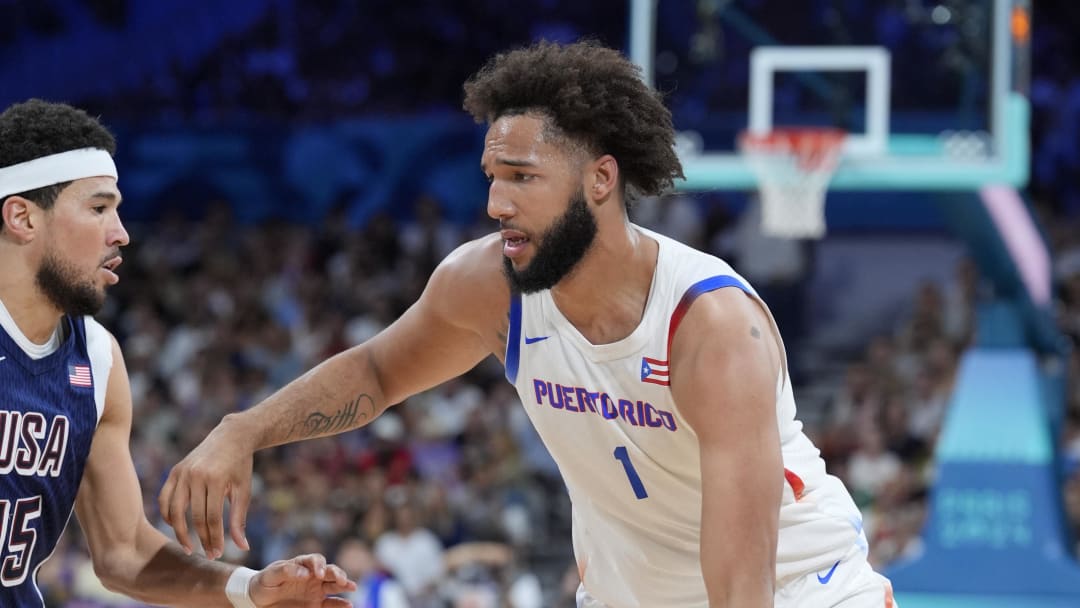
[738,128,846,239]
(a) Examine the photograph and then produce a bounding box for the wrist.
[225,566,258,608]
[220,413,259,452]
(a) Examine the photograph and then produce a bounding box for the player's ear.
[588,154,619,205]
[2,195,39,243]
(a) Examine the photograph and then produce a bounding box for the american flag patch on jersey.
[69,364,92,387]
[640,357,669,386]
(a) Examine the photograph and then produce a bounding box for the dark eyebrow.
[89,191,122,206]
[480,157,538,173]
[499,158,536,168]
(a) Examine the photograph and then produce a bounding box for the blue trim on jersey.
[686,274,752,299]
[504,291,522,383]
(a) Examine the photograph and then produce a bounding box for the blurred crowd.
[1,0,623,124]
[4,0,1048,129]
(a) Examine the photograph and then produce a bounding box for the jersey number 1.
[613,446,648,499]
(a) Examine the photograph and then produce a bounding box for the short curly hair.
[463,40,684,201]
[0,99,116,214]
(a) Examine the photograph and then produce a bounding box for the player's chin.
[88,286,109,311]
[98,266,120,286]
[508,257,533,272]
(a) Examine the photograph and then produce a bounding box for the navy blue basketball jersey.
[0,308,110,607]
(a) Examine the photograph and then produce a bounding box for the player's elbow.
[90,547,139,595]
[92,558,128,594]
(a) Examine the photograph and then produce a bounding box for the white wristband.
[226,566,258,608]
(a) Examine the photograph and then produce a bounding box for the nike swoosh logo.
[817,560,840,584]
[0,356,6,362]
[524,335,549,344]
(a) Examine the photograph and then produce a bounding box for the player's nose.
[108,215,130,247]
[487,183,516,221]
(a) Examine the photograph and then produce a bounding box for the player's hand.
[159,415,254,558]
[250,553,356,607]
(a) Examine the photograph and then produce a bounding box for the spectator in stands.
[374,500,446,607]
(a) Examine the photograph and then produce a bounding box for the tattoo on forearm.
[750,326,762,339]
[287,393,376,439]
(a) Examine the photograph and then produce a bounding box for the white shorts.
[576,545,896,608]
[775,545,896,608]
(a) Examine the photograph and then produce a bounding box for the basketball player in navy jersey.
[0,99,357,607]
[162,42,896,607]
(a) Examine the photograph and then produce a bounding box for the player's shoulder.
[425,233,510,319]
[438,232,505,275]
[438,233,507,288]
[645,229,752,309]
[650,233,766,347]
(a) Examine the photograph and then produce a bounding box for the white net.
[739,128,846,239]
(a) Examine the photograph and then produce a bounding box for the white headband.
[0,148,117,200]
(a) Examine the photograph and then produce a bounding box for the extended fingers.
[228,482,252,551]
[204,482,227,559]
[189,481,210,555]
[163,471,194,554]
[186,471,230,558]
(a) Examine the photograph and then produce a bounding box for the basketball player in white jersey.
[0,99,356,607]
[161,41,897,607]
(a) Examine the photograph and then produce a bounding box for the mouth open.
[100,255,123,284]
[102,256,122,272]
[500,231,530,258]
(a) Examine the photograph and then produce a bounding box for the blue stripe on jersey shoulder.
[504,291,522,384]
[686,275,752,299]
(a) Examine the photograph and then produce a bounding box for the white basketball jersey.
[503,227,864,607]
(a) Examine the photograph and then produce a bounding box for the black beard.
[36,251,104,316]
[503,189,598,294]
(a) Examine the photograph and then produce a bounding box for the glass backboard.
[630,0,1031,191]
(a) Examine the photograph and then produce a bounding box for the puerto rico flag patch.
[639,275,755,389]
[69,364,92,388]
[640,357,669,386]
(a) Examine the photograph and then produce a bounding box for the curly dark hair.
[463,40,684,201]
[0,99,116,213]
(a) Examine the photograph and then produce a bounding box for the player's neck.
[0,264,64,344]
[551,222,657,345]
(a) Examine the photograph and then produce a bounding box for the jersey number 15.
[0,496,42,587]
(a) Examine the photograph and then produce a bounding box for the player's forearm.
[95,524,234,607]
[699,465,778,607]
[700,518,776,607]
[227,345,387,450]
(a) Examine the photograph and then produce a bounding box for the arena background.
[3,0,1080,606]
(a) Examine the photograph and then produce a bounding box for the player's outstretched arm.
[159,235,507,558]
[669,287,784,608]
[75,335,356,606]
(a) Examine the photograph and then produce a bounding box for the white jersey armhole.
[84,317,113,423]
